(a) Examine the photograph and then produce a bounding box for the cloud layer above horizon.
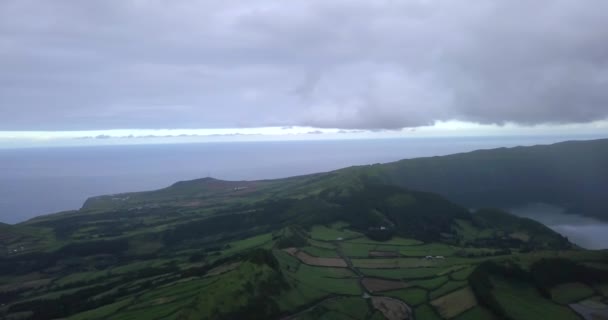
[1,0,608,131]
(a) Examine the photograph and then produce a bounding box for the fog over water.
[510,203,608,250]
[0,136,599,224]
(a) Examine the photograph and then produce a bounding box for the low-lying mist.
[510,203,608,250]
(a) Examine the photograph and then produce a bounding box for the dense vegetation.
[372,138,608,219]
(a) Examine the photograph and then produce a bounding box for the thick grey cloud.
[1,0,607,130]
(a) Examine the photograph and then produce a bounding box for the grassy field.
[3,191,605,320]
[430,280,468,299]
[491,276,580,320]
[219,232,274,257]
[550,282,595,304]
[316,297,372,319]
[286,263,361,295]
[275,279,327,312]
[300,246,339,258]
[398,243,456,257]
[68,299,134,320]
[383,287,428,306]
[310,223,362,241]
[360,267,449,279]
[430,287,477,319]
[451,266,475,280]
[346,237,423,246]
[352,257,440,269]
[453,306,498,320]
[340,242,376,257]
[410,276,449,290]
[415,304,442,320]
[308,239,337,249]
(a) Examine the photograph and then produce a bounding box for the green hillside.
[371,138,608,219]
[1,139,608,319]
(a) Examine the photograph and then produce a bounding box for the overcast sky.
[1,0,608,134]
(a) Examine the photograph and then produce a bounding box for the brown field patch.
[369,251,399,258]
[371,296,412,320]
[283,248,347,267]
[431,287,477,319]
[353,258,437,269]
[362,278,409,293]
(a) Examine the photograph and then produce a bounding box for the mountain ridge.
[74,137,608,221]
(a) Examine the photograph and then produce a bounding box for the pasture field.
[550,282,595,304]
[271,226,608,319]
[275,279,327,312]
[286,249,348,267]
[321,297,372,319]
[450,266,475,280]
[491,276,580,320]
[361,267,450,279]
[415,304,442,320]
[274,248,301,271]
[308,239,337,249]
[398,243,456,257]
[294,263,358,279]
[68,299,134,320]
[383,287,428,306]
[340,242,377,257]
[289,297,373,319]
[310,224,362,241]
[300,246,339,258]
[272,227,505,319]
[5,217,607,320]
[430,287,477,319]
[285,263,361,295]
[346,237,423,246]
[410,276,449,290]
[352,257,439,269]
[53,270,110,287]
[453,306,498,320]
[430,280,468,299]
[219,232,274,257]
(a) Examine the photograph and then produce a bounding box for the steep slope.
[369,138,608,219]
